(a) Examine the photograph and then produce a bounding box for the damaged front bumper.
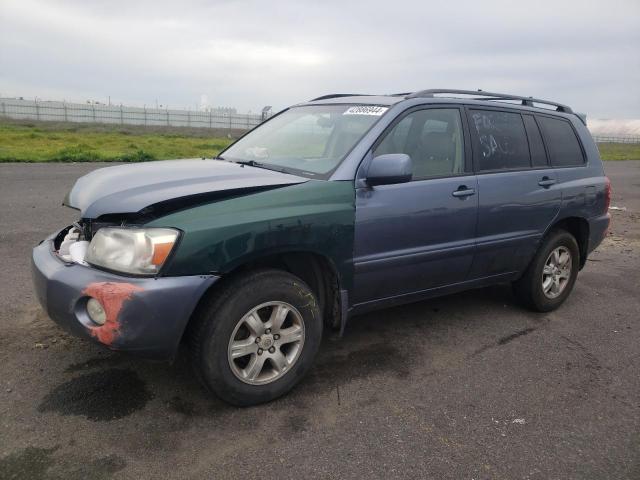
[31,232,219,360]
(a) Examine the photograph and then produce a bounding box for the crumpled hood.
[65,159,308,218]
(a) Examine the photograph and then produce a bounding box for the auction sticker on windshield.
[343,106,388,116]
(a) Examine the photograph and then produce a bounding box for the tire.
[189,269,322,406]
[512,229,580,312]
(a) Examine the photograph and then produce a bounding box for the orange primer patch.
[82,282,144,345]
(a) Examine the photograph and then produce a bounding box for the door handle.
[538,177,556,188]
[452,186,476,198]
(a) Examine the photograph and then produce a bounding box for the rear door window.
[522,114,548,167]
[536,116,585,167]
[468,110,531,171]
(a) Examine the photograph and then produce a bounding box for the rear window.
[522,115,548,167]
[469,110,530,171]
[536,116,584,167]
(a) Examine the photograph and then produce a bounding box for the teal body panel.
[147,180,357,290]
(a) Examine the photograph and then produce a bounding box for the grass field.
[0,120,233,162]
[596,142,640,161]
[1,120,639,162]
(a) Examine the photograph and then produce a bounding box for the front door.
[352,107,478,306]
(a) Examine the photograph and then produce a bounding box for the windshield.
[220,104,389,177]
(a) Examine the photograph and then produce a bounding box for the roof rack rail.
[309,93,369,101]
[405,89,573,113]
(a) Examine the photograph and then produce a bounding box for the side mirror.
[366,153,413,186]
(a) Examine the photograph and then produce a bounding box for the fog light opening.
[86,297,107,326]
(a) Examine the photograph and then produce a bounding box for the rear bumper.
[31,233,219,360]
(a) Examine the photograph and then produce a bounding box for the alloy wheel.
[542,246,572,299]
[227,301,305,385]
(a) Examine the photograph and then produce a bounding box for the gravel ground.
[0,161,639,480]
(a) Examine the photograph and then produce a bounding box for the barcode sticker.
[343,106,388,116]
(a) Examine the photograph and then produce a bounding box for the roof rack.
[309,93,370,101]
[405,89,573,113]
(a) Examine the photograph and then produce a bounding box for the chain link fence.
[3,97,639,144]
[0,97,263,130]
[592,135,640,144]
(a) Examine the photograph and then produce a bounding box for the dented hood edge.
[63,159,309,219]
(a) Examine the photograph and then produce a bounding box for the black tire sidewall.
[197,271,322,406]
[528,230,580,312]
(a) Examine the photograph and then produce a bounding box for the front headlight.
[85,227,180,275]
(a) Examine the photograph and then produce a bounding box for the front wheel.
[189,269,322,406]
[512,229,580,312]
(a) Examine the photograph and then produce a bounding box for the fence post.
[144,107,147,126]
[166,109,170,126]
[63,102,68,122]
[1,101,5,117]
[35,99,40,121]
[120,105,124,124]
[209,111,212,129]
[92,104,96,122]
[187,110,191,127]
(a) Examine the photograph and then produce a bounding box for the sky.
[1,0,639,119]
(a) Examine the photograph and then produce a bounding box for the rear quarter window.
[469,110,531,171]
[536,116,585,167]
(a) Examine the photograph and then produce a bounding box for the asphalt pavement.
[0,160,639,479]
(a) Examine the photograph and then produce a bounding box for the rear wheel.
[512,229,580,312]
[189,269,322,406]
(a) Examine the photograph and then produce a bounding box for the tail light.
[604,177,611,212]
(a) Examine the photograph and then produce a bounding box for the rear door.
[467,108,561,278]
[352,106,478,306]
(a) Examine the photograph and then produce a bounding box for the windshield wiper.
[232,160,289,173]
[234,160,262,167]
[214,156,264,169]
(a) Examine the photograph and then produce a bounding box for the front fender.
[147,180,356,290]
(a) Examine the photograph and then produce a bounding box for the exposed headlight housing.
[85,227,179,275]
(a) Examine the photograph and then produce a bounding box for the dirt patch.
[167,396,197,416]
[38,368,153,421]
[0,446,125,480]
[0,446,58,480]
[305,341,411,390]
[497,327,537,345]
[64,355,126,373]
[473,327,538,356]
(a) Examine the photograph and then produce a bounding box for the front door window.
[373,108,465,179]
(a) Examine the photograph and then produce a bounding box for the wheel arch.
[183,249,344,345]
[546,216,590,269]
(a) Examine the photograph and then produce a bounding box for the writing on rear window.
[343,106,388,116]
[470,110,530,171]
